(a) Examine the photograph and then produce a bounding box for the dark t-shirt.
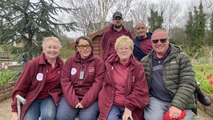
[150,55,172,102]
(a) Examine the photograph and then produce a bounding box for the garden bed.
[197,93,213,118]
[0,82,15,101]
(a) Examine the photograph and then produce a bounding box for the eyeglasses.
[152,39,167,44]
[77,44,91,49]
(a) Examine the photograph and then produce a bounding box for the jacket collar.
[135,32,152,42]
[106,54,138,68]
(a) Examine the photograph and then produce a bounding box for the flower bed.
[193,64,213,94]
[193,64,213,117]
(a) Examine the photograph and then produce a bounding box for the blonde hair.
[42,36,62,48]
[115,35,134,50]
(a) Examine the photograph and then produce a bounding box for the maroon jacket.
[101,25,133,61]
[61,52,104,109]
[11,53,63,120]
[98,54,149,120]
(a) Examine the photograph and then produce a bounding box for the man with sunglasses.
[141,29,196,120]
[101,11,133,61]
[133,21,211,110]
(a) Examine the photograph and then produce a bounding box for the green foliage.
[148,9,163,32]
[0,69,21,85]
[0,0,76,61]
[59,35,75,59]
[185,2,205,57]
[208,13,213,45]
[193,64,213,94]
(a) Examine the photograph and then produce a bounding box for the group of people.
[11,11,211,120]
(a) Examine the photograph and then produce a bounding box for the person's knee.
[56,112,76,120]
[107,114,119,120]
[79,113,98,120]
[144,111,163,120]
[42,114,55,120]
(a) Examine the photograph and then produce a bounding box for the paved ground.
[0,98,212,120]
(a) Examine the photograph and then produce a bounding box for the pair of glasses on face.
[152,38,167,44]
[77,44,91,49]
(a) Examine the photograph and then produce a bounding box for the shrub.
[0,69,21,85]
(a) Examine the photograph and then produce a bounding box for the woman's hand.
[75,103,83,109]
[122,108,133,120]
[11,112,18,120]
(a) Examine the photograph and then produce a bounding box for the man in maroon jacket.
[101,11,133,61]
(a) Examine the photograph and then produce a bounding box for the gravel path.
[0,98,212,120]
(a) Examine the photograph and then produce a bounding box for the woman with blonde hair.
[11,36,64,120]
[98,35,149,120]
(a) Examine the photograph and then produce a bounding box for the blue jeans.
[56,97,99,120]
[23,96,56,120]
[144,96,194,120]
[107,104,133,120]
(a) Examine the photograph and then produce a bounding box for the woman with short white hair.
[98,35,149,120]
[11,36,64,120]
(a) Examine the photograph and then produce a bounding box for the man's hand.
[11,112,18,120]
[168,106,182,119]
[122,108,133,120]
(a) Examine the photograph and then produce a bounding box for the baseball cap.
[113,11,122,19]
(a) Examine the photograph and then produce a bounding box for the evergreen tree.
[0,0,75,61]
[148,9,163,32]
[185,2,205,57]
[209,13,213,45]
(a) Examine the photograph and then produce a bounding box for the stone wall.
[197,93,213,118]
[0,82,14,101]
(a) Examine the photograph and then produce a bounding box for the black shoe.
[197,95,211,106]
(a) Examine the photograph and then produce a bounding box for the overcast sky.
[64,0,206,38]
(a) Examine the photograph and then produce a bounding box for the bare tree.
[129,0,149,24]
[157,0,181,35]
[63,0,136,35]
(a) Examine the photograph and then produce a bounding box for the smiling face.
[115,36,133,63]
[151,29,169,58]
[77,39,92,59]
[135,22,147,38]
[43,39,61,61]
[116,42,132,62]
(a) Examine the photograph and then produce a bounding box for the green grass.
[193,64,213,94]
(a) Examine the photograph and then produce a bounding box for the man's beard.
[114,24,122,29]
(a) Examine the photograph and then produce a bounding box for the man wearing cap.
[101,11,133,61]
[141,29,196,120]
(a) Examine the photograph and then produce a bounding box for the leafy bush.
[0,69,21,85]
[193,64,213,94]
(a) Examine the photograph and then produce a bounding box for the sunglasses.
[152,38,167,44]
[77,44,91,49]
[113,17,122,20]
